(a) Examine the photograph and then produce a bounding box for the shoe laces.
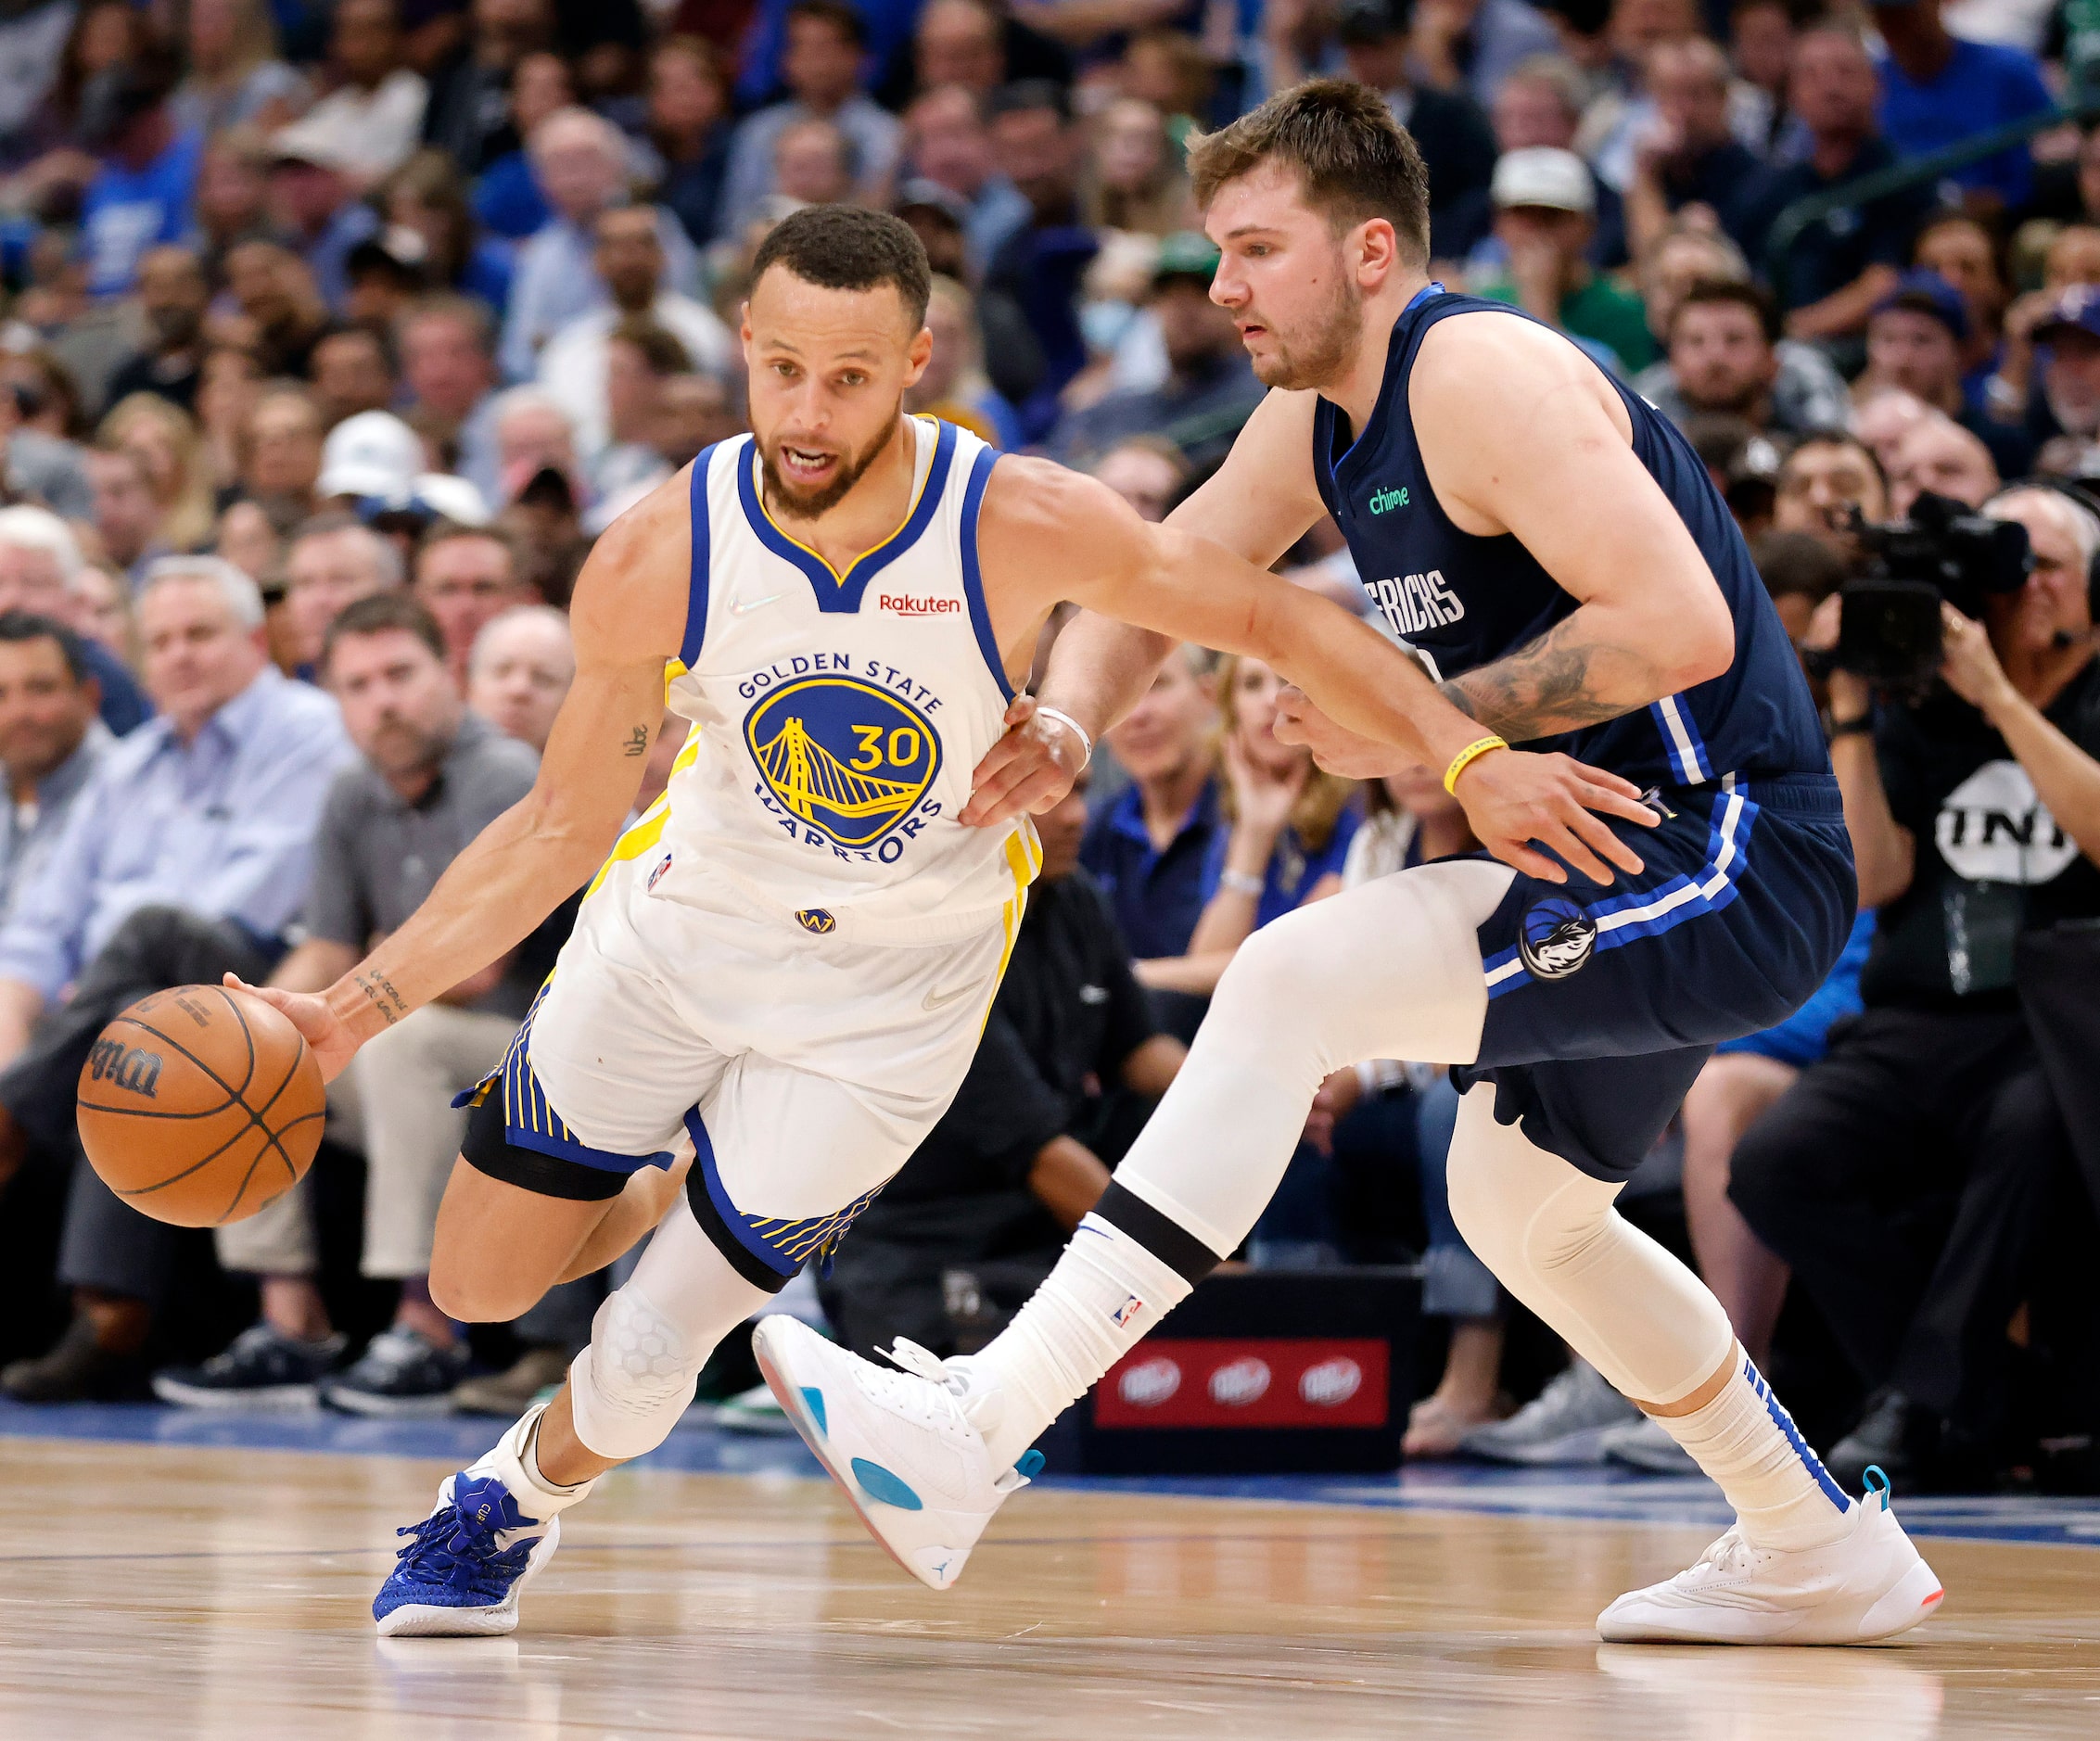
[880,1337,954,1388]
[1691,1525,1763,1578]
[876,1338,976,1432]
[391,1480,540,1599]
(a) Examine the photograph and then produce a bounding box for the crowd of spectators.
[0,0,2089,1493]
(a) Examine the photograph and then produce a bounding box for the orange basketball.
[76,984,325,1227]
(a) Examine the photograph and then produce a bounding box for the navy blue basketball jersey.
[1311,287,1827,790]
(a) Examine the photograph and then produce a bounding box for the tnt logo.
[1935,760,2078,884]
[86,1039,163,1098]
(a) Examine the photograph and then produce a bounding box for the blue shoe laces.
[389,1475,541,1601]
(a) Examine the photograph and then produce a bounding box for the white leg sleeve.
[1443,1083,1734,1406]
[1113,858,1512,1257]
[566,1193,776,1462]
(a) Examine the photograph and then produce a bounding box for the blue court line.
[5,1400,2097,1550]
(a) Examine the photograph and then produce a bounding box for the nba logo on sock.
[1112,1295,1143,1328]
[1519,897,1597,980]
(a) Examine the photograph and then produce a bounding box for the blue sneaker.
[373,1470,562,1636]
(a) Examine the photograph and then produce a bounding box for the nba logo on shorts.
[1519,897,1597,980]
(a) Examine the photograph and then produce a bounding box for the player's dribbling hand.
[223,975,362,1083]
[961,694,1088,826]
[1453,750,1659,885]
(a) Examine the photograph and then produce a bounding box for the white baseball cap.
[1491,147,1596,216]
[318,411,425,503]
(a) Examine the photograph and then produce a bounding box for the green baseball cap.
[1153,231,1222,286]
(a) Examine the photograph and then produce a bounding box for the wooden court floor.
[2,1438,2097,1740]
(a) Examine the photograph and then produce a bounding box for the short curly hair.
[750,205,933,329]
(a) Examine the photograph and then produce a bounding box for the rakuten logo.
[878,593,961,616]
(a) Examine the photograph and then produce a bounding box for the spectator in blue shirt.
[1078,643,1222,995]
[1872,0,2053,210]
[79,62,203,300]
[0,556,352,1400]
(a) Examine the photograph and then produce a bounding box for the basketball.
[75,984,326,1228]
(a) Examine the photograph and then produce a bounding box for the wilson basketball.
[76,984,325,1228]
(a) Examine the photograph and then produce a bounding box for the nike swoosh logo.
[923,981,979,1011]
[732,589,785,615]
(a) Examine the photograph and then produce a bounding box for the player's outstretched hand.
[223,975,361,1083]
[1454,750,1658,885]
[961,694,1088,827]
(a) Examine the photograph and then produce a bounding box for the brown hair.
[1186,79,1431,267]
[1673,277,1778,345]
[1213,652,1358,853]
[323,588,446,671]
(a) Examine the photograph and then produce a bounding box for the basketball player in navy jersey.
[757,86,1945,1643]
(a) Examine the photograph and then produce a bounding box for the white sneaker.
[751,1315,1038,1592]
[1597,1473,1944,1645]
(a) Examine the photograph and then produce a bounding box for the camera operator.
[1730,483,2100,1492]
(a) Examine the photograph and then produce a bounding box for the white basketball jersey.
[638,416,1039,944]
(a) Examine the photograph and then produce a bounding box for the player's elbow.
[1661,588,1736,692]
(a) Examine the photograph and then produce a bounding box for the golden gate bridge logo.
[744,675,941,851]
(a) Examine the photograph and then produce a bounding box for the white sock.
[1652,1350,1852,1552]
[470,1403,595,1522]
[955,1211,1195,1468]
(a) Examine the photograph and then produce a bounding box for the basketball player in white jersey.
[242,206,1651,1635]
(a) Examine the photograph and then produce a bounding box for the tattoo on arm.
[352,971,406,1026]
[623,726,650,756]
[1437,616,1660,742]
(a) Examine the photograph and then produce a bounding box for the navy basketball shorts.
[1452,772,1856,1183]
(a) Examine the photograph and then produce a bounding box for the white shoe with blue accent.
[1597,1468,1943,1645]
[752,1315,1039,1591]
[372,1469,563,1636]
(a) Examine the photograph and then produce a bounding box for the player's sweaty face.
[744,269,928,517]
[1205,163,1362,392]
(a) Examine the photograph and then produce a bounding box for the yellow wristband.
[1443,734,1508,794]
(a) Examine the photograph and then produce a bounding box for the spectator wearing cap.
[1479,147,1656,374]
[468,604,574,755]
[416,522,534,686]
[1632,278,1850,439]
[279,511,406,680]
[0,555,353,1403]
[78,60,202,300]
[537,206,732,464]
[0,612,111,919]
[1862,271,2033,480]
[644,36,735,249]
[398,296,503,509]
[311,327,401,431]
[986,81,1097,443]
[1737,25,1937,343]
[279,0,428,189]
[499,107,702,386]
[103,247,210,414]
[265,125,385,317]
[1623,37,1767,263]
[1046,234,1263,472]
[1279,0,1496,263]
[721,0,906,237]
[316,409,426,510]
[1872,0,2050,210]
[903,85,1032,273]
[2026,287,2100,476]
[1405,0,1564,110]
[0,507,150,736]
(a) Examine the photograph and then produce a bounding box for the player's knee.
[426,1250,546,1325]
[1208,918,1320,1030]
[569,1287,706,1461]
[1445,1112,1613,1282]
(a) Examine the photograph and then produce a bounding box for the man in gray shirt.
[0,613,109,917]
[152,591,545,1416]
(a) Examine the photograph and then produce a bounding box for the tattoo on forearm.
[623,726,650,756]
[353,971,405,1025]
[1437,617,1659,742]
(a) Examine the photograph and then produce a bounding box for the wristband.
[1034,705,1092,769]
[1217,870,1265,897]
[1443,733,1508,794]
[1828,713,1874,740]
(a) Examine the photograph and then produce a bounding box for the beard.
[758,406,902,519]
[1248,273,1362,392]
[1683,373,1764,417]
